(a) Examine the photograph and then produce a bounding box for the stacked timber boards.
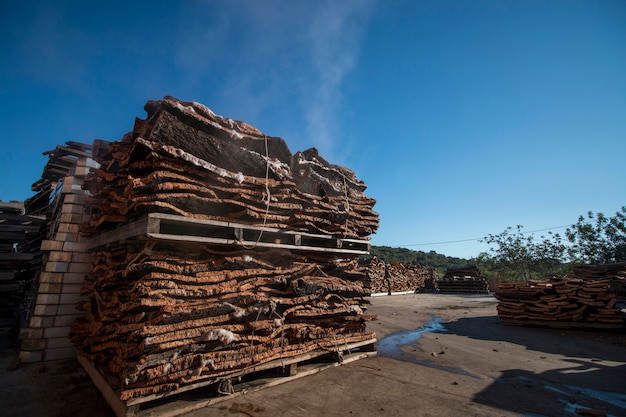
[71,96,379,415]
[18,141,94,363]
[438,266,489,294]
[0,201,44,326]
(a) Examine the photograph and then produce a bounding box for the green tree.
[478,226,567,281]
[531,230,569,277]
[565,206,626,264]
[367,246,470,273]
[479,226,534,281]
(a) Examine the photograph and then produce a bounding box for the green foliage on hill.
[367,206,625,283]
[367,246,472,271]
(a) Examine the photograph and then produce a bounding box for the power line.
[403,238,482,246]
[398,224,572,247]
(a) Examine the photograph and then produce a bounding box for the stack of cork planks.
[363,257,437,294]
[71,96,379,412]
[81,96,378,239]
[495,277,624,329]
[572,263,626,298]
[72,240,376,401]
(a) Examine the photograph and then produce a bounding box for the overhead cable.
[398,224,573,247]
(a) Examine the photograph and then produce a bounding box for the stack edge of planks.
[0,201,44,326]
[572,263,626,298]
[495,277,624,327]
[71,97,379,401]
[363,257,438,294]
[0,139,81,325]
[438,266,489,294]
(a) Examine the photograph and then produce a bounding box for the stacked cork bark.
[71,97,379,401]
[438,266,489,294]
[81,97,378,239]
[73,241,374,400]
[572,263,626,298]
[495,277,624,327]
[363,258,437,294]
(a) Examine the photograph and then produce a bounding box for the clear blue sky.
[1,0,625,259]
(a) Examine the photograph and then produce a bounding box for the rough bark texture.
[361,258,438,294]
[572,262,626,297]
[494,277,623,325]
[82,96,378,239]
[72,97,379,400]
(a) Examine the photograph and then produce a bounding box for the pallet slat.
[87,213,370,255]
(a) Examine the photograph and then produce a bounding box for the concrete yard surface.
[1,293,625,417]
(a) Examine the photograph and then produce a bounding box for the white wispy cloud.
[6,0,376,162]
[301,1,376,159]
[175,0,376,159]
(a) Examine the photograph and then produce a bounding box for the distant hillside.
[367,246,473,273]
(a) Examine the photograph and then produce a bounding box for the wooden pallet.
[79,338,377,417]
[86,212,370,255]
[437,287,490,294]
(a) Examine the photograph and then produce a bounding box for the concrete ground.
[1,293,625,417]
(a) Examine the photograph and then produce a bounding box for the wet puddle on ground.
[513,375,626,417]
[377,314,447,358]
[377,314,480,379]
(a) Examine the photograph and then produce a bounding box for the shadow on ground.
[0,327,112,417]
[445,315,625,357]
[473,366,626,417]
[445,315,626,416]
